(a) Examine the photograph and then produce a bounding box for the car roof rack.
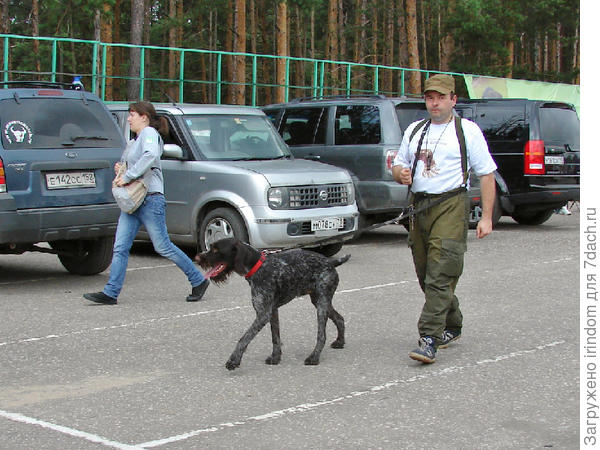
[290,94,389,103]
[0,80,84,90]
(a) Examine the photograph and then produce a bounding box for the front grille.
[288,184,349,208]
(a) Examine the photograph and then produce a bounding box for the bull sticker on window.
[4,121,33,144]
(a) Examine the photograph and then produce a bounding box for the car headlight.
[268,187,285,209]
[346,182,355,204]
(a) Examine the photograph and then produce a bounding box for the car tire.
[511,208,554,226]
[309,242,344,257]
[199,207,249,252]
[468,194,502,229]
[54,237,114,276]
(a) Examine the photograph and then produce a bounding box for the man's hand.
[392,166,412,185]
[476,172,496,239]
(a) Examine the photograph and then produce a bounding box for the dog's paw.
[225,359,240,370]
[265,355,281,365]
[304,355,320,365]
[330,339,345,349]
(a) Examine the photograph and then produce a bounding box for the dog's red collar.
[245,252,266,278]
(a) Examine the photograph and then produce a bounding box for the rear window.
[473,103,526,141]
[1,98,123,149]
[540,105,580,149]
[395,103,429,132]
[334,105,381,145]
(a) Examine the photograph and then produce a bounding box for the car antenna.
[163,91,177,106]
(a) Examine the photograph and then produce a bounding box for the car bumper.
[507,187,579,209]
[0,202,120,244]
[244,204,359,250]
[355,180,410,214]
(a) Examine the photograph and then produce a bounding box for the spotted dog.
[195,238,349,370]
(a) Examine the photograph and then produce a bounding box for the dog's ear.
[232,240,247,274]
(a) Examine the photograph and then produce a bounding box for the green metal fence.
[0,33,464,105]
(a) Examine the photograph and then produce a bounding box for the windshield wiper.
[71,135,109,141]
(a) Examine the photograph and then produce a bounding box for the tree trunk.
[405,0,420,93]
[439,0,455,72]
[371,0,378,65]
[383,0,394,93]
[168,0,178,101]
[31,0,41,80]
[224,1,234,103]
[101,3,113,100]
[419,0,427,69]
[326,0,338,86]
[275,1,287,103]
[232,0,246,105]
[113,0,122,96]
[354,0,367,90]
[128,0,144,100]
[258,0,271,104]
[397,0,408,91]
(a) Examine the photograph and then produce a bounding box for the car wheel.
[53,236,114,275]
[199,207,249,252]
[511,208,554,225]
[468,194,502,229]
[309,242,344,257]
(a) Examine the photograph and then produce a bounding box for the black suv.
[0,81,125,274]
[454,99,580,225]
[263,96,481,229]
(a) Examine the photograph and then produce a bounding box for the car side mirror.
[163,143,184,159]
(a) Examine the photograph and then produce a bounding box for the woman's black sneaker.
[83,292,117,305]
[186,279,209,302]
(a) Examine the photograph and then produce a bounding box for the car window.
[264,108,281,126]
[183,114,290,160]
[539,105,580,149]
[279,107,327,146]
[334,105,381,145]
[395,103,429,133]
[473,103,526,141]
[1,98,123,149]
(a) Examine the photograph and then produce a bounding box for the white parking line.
[0,409,142,449]
[136,340,566,448]
[0,340,565,448]
[0,282,413,349]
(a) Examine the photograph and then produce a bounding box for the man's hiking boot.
[186,279,210,302]
[438,330,461,349]
[409,336,437,364]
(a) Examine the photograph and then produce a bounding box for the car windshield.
[395,103,429,133]
[183,114,291,160]
[0,97,123,149]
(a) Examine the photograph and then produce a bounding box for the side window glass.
[280,107,327,146]
[475,104,525,141]
[159,115,187,159]
[334,105,381,145]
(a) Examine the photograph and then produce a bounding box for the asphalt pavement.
[0,210,579,449]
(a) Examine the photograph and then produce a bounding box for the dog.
[195,238,349,370]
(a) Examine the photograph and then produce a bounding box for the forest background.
[0,0,580,104]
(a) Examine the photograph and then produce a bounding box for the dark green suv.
[0,81,125,274]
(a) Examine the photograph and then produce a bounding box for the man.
[392,74,497,364]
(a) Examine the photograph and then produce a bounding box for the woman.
[84,101,208,305]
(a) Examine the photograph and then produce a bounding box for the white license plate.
[311,217,343,231]
[46,171,96,189]
[545,155,564,165]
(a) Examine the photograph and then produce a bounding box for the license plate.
[46,171,96,189]
[545,155,564,165]
[311,217,343,231]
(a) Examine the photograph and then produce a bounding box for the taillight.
[524,140,545,175]
[385,148,399,176]
[0,158,6,192]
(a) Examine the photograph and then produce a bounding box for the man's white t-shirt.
[393,118,497,194]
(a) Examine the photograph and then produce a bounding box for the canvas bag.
[111,140,149,214]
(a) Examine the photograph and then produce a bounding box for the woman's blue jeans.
[103,194,204,299]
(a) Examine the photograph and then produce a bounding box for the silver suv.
[108,103,358,256]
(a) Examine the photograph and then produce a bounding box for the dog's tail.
[329,254,351,267]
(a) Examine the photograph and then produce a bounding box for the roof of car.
[263,94,424,108]
[107,102,265,116]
